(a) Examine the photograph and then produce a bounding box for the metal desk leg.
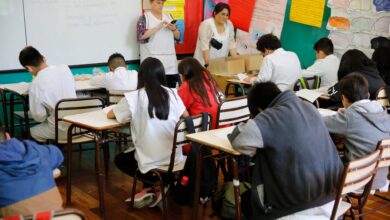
[192,145,203,220]
[66,124,75,206]
[0,90,9,131]
[232,157,242,220]
[94,132,106,219]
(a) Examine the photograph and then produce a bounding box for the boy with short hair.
[324,72,390,189]
[90,53,138,91]
[302,38,340,87]
[19,46,77,142]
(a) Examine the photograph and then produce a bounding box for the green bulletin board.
[280,0,331,68]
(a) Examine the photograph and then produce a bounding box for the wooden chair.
[2,208,86,220]
[375,87,389,112]
[130,114,211,220]
[216,96,250,128]
[330,149,381,220]
[8,91,37,138]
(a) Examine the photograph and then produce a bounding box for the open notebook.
[295,89,323,103]
[4,82,30,95]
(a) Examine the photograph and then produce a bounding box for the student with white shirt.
[245,33,302,91]
[18,46,77,142]
[302,38,340,88]
[90,53,138,91]
[107,57,188,208]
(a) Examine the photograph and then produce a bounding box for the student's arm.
[228,120,262,157]
[256,57,273,83]
[302,60,323,77]
[29,87,48,122]
[89,75,105,88]
[323,111,349,134]
[107,98,132,123]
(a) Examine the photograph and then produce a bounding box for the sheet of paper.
[295,89,322,103]
[4,82,30,95]
[289,0,326,28]
[229,0,255,32]
[235,0,288,54]
[236,73,247,82]
[317,108,337,117]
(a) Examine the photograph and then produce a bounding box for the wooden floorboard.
[57,146,390,220]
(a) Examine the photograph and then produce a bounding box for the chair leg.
[130,172,138,210]
[160,179,168,220]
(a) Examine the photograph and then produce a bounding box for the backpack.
[171,113,218,206]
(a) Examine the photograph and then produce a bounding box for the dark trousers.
[114,151,157,186]
[165,74,181,88]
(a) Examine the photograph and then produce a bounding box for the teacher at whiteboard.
[137,0,181,88]
[194,3,238,67]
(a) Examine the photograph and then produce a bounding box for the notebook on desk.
[295,89,323,103]
[4,82,30,95]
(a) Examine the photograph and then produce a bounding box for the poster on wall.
[163,0,185,43]
[235,0,288,54]
[327,0,390,58]
[289,0,326,28]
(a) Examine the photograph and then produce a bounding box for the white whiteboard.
[0,0,26,71]
[0,0,141,71]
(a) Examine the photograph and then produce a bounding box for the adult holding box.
[194,3,238,67]
[137,0,181,88]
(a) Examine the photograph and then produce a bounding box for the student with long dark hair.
[108,57,188,208]
[178,57,220,129]
[337,49,385,99]
[372,47,390,85]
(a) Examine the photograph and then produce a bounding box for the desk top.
[63,110,127,130]
[186,126,241,155]
[226,79,252,85]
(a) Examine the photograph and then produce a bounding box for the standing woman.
[137,0,181,88]
[194,3,238,67]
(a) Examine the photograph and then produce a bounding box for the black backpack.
[171,113,218,206]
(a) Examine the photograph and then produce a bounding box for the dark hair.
[313,38,334,55]
[371,36,390,50]
[372,47,390,85]
[339,72,369,103]
[0,128,6,142]
[137,57,169,120]
[213,3,230,17]
[19,46,44,68]
[256,33,281,53]
[247,82,281,117]
[107,53,126,70]
[178,58,219,107]
[337,49,375,80]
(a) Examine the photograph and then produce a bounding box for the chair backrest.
[216,96,250,128]
[106,89,131,105]
[54,97,105,142]
[375,87,389,110]
[330,149,381,220]
[377,138,390,168]
[293,76,322,91]
[168,114,211,173]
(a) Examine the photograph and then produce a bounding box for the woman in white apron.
[194,3,237,67]
[137,0,181,88]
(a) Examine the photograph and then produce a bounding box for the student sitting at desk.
[0,129,63,217]
[228,82,343,219]
[19,46,77,142]
[244,33,302,91]
[107,57,188,208]
[178,57,220,129]
[302,38,340,88]
[90,53,138,91]
[324,73,390,190]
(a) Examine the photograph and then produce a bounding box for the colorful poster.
[163,0,185,43]
[289,0,326,28]
[236,0,288,54]
[204,0,228,19]
[229,0,255,32]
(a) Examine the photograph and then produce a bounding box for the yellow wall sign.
[289,0,326,28]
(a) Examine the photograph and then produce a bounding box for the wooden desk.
[225,79,251,97]
[63,110,128,219]
[186,126,242,220]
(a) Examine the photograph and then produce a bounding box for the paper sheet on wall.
[289,0,326,28]
[235,0,287,54]
[229,0,255,32]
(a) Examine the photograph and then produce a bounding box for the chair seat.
[57,134,95,144]
[155,156,187,173]
[335,201,351,218]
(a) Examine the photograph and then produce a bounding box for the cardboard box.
[240,54,263,72]
[209,56,245,75]
[211,73,236,95]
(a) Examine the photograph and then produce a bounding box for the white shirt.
[253,48,302,91]
[29,65,77,126]
[113,87,186,173]
[90,67,138,91]
[302,54,340,88]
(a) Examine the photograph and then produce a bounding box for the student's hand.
[107,110,116,119]
[337,108,345,113]
[156,21,167,30]
[5,133,10,140]
[167,23,177,31]
[243,76,252,83]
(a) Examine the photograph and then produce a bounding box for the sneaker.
[149,186,169,208]
[125,188,155,208]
